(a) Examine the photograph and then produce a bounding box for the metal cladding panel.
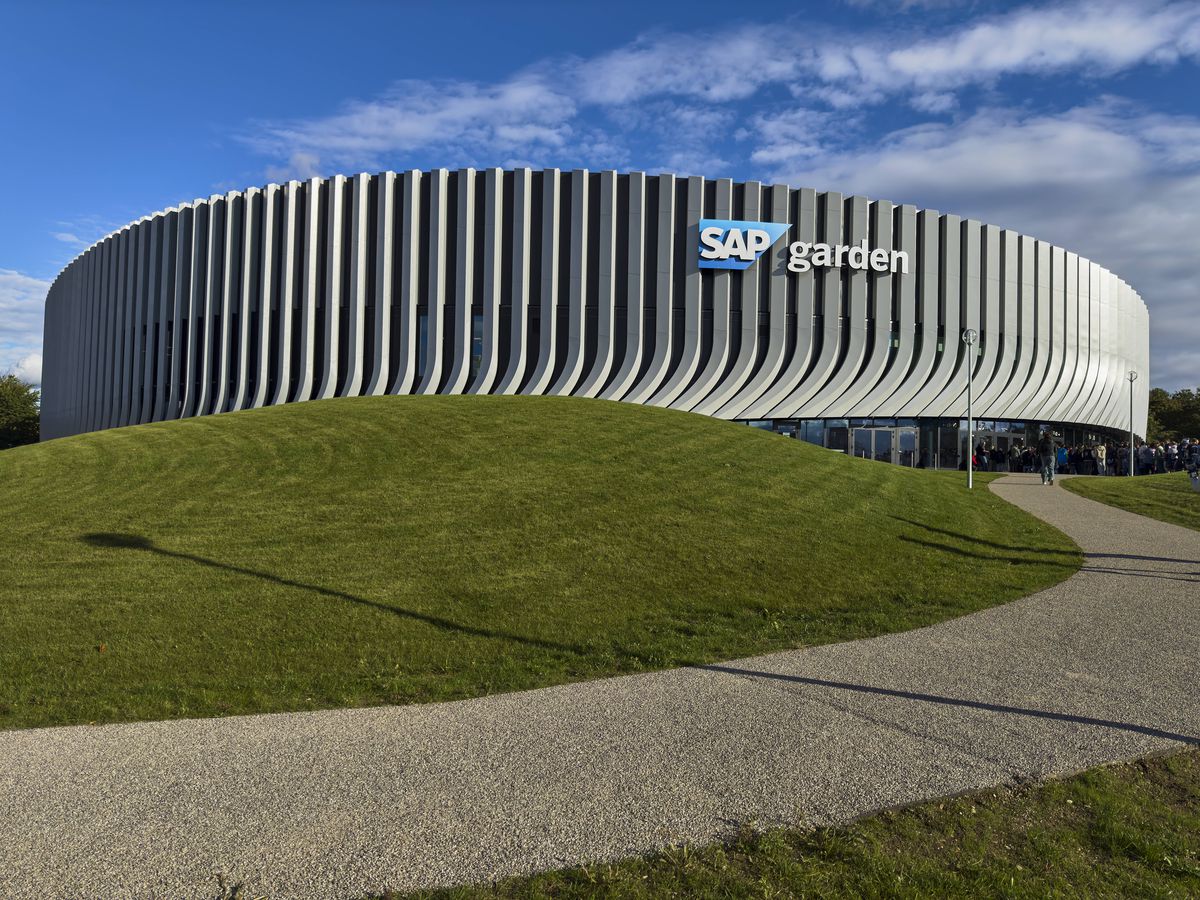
[251,185,278,409]
[908,213,962,417]
[675,177,733,411]
[443,168,476,396]
[599,171,646,402]
[968,224,1003,412]
[549,169,591,397]
[342,174,370,399]
[166,206,192,419]
[271,182,298,407]
[621,173,675,405]
[495,168,533,395]
[1002,235,1043,421]
[39,168,1149,441]
[389,170,422,396]
[853,204,916,418]
[748,187,815,419]
[807,195,871,417]
[468,168,504,395]
[775,190,845,419]
[521,168,560,397]
[841,199,895,417]
[693,180,762,416]
[648,175,704,408]
[923,217,982,418]
[576,170,618,399]
[315,176,345,402]
[365,173,395,398]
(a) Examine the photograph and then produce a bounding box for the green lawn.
[0,396,1079,730]
[389,751,1200,899]
[1063,472,1200,531]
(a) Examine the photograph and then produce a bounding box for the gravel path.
[2,473,1197,899]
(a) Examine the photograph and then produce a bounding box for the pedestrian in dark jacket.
[1038,432,1058,485]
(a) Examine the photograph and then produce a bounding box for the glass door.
[872,428,893,463]
[853,428,874,459]
[897,427,918,467]
[850,427,913,465]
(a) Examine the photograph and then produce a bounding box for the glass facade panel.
[897,428,917,467]
[873,429,893,463]
[853,428,873,459]
[800,421,824,446]
[826,420,849,453]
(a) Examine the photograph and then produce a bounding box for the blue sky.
[3,0,1198,389]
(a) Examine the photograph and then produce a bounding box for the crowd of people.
[971,435,1200,481]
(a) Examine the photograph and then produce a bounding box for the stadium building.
[40,168,1150,465]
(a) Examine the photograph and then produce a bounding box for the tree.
[0,375,40,449]
[1147,386,1200,442]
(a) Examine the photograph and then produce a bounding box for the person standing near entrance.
[1038,431,1058,485]
[1008,441,1023,473]
[1095,441,1106,476]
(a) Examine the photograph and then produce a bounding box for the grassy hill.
[0,396,1079,730]
[1063,472,1200,532]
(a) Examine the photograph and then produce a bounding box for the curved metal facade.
[39,168,1149,440]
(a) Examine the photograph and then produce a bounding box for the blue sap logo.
[698,219,790,270]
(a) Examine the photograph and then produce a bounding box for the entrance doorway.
[851,426,919,466]
[962,427,1033,471]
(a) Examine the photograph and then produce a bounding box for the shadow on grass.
[80,532,584,656]
[898,533,1199,577]
[897,535,1066,566]
[889,516,1080,558]
[700,664,1200,746]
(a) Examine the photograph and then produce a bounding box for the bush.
[0,375,39,449]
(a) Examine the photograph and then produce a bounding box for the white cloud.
[573,27,802,105]
[0,270,51,387]
[265,151,322,182]
[9,353,42,385]
[881,0,1200,85]
[910,91,957,113]
[758,102,1200,390]
[246,76,579,178]
[748,107,846,169]
[52,232,87,246]
[243,0,1200,182]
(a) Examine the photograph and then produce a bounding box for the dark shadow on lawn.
[80,532,582,656]
[899,534,1198,576]
[700,664,1200,746]
[889,516,1079,557]
[898,535,1067,566]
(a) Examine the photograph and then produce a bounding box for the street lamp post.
[1128,370,1138,477]
[963,329,978,490]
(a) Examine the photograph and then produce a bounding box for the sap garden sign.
[698,218,910,275]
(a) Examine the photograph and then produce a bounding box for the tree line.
[0,375,40,450]
[1148,387,1200,443]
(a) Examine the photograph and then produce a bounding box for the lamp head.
[962,328,978,345]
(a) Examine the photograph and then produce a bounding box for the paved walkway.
[2,474,1198,899]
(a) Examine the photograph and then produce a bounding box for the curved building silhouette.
[40,168,1149,465]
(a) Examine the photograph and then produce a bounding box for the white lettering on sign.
[699,226,776,263]
[787,239,909,275]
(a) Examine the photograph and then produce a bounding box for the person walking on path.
[1038,431,1058,485]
